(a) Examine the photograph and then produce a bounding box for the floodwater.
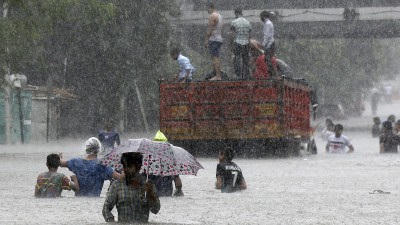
[1,100,400,225]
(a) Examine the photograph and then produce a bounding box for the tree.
[1,0,180,136]
[278,38,397,116]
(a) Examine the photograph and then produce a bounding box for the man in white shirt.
[326,124,354,154]
[260,11,276,78]
[170,48,195,83]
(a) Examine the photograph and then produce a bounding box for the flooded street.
[3,2,400,225]
[2,101,400,225]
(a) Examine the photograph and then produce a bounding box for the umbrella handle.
[145,154,151,198]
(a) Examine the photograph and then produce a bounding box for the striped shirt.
[103,176,160,223]
[231,17,251,45]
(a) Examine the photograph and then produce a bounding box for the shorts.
[208,41,223,57]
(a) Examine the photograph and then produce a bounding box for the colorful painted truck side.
[159,78,315,157]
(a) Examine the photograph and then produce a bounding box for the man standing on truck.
[205,2,223,81]
[170,48,195,83]
[216,147,247,193]
[260,10,277,78]
[230,8,251,80]
[326,124,354,154]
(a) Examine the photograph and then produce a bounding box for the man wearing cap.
[379,121,400,153]
[230,7,251,80]
[103,152,160,223]
[151,131,184,197]
[60,137,123,197]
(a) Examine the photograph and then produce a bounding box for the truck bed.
[159,78,312,157]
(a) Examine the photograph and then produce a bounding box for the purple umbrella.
[100,138,203,176]
[171,145,203,176]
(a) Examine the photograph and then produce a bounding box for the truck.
[159,77,316,157]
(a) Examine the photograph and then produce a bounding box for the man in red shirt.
[250,39,277,79]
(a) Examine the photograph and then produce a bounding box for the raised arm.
[70,175,80,192]
[112,171,125,180]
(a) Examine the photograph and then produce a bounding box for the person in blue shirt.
[60,137,123,197]
[170,48,195,83]
[98,121,121,154]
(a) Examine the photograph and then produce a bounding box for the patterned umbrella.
[171,145,203,176]
[100,138,203,176]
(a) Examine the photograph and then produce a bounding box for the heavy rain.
[1,0,400,224]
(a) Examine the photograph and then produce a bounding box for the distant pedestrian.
[371,117,381,138]
[205,2,223,81]
[370,88,380,116]
[170,48,195,83]
[379,121,400,153]
[383,84,393,103]
[388,115,396,127]
[230,8,251,80]
[35,154,79,198]
[215,147,247,193]
[260,10,277,78]
[326,124,354,154]
[98,121,120,155]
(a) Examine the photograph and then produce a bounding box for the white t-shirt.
[327,135,351,153]
[262,19,274,48]
[177,54,194,79]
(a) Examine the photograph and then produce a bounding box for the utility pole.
[3,2,11,144]
[133,79,149,133]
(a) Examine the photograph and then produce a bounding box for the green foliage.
[1,0,179,135]
[278,38,397,111]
